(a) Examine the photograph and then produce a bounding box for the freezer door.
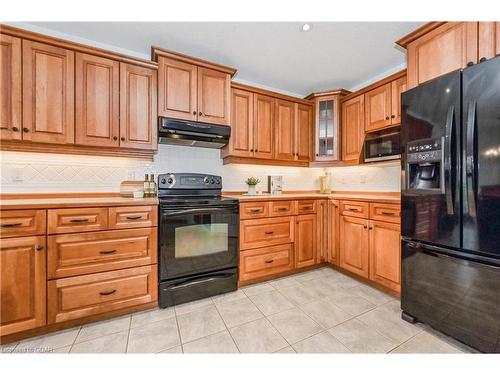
[401,71,461,248]
[462,56,500,258]
[401,241,500,353]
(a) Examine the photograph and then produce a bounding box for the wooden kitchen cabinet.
[369,220,401,292]
[0,34,21,141]
[239,244,294,282]
[228,88,253,157]
[197,67,230,126]
[75,53,120,147]
[391,76,407,126]
[253,94,274,159]
[339,215,369,278]
[274,99,295,161]
[296,103,312,161]
[341,95,364,162]
[0,236,46,336]
[364,83,392,132]
[22,40,75,144]
[328,200,340,265]
[478,22,500,61]
[316,200,329,263]
[295,214,317,269]
[119,63,157,150]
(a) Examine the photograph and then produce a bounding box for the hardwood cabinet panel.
[313,95,342,162]
[75,53,120,147]
[240,201,270,220]
[0,34,21,141]
[48,265,157,324]
[269,200,297,217]
[197,67,230,125]
[228,88,254,157]
[157,56,197,121]
[119,63,157,150]
[390,76,407,126]
[48,228,157,279]
[369,203,401,224]
[341,95,364,162]
[364,83,392,132]
[0,236,46,336]
[339,216,369,278]
[328,200,340,265]
[297,200,316,214]
[240,216,294,250]
[407,22,478,89]
[253,94,274,159]
[108,205,157,229]
[274,99,295,161]
[369,220,401,292]
[296,104,312,161]
[295,214,316,268]
[0,209,46,238]
[239,244,294,282]
[478,22,500,61]
[339,200,369,218]
[22,40,74,144]
[48,207,108,234]
[316,200,328,263]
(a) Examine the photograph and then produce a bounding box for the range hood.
[158,117,230,149]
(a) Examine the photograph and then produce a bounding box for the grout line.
[124,314,132,354]
[173,311,183,353]
[213,299,241,353]
[68,326,82,353]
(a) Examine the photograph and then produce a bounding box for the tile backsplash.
[0,145,400,193]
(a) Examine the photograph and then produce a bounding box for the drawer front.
[239,244,294,282]
[369,203,401,223]
[297,200,316,214]
[0,210,46,238]
[269,200,297,217]
[340,200,369,218]
[48,208,108,234]
[240,216,294,250]
[240,201,269,219]
[48,228,157,279]
[108,206,157,229]
[48,265,157,323]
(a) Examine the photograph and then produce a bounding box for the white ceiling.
[26,22,423,97]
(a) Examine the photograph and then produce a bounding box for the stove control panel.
[158,173,222,190]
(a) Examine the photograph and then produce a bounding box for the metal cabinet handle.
[12,126,19,132]
[99,289,117,296]
[391,115,395,119]
[264,259,274,264]
[0,222,22,228]
[276,207,288,211]
[193,111,197,115]
[70,218,89,223]
[99,249,117,255]
[35,245,44,251]
[249,208,262,213]
[121,136,126,141]
[302,206,313,210]
[363,224,368,229]
[380,211,395,216]
[265,231,274,235]
[348,208,359,211]
[125,215,142,220]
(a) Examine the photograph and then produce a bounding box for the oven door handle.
[168,273,234,290]
[161,207,236,216]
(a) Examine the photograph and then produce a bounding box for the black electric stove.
[157,173,239,308]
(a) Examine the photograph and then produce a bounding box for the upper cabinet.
[253,94,274,159]
[391,76,406,125]
[22,40,75,145]
[153,47,236,126]
[398,22,500,89]
[341,95,364,163]
[227,88,254,157]
[274,99,295,161]
[295,104,312,162]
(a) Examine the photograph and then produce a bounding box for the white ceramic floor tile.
[177,305,226,343]
[390,330,467,353]
[174,297,214,316]
[267,308,322,344]
[249,290,294,316]
[229,318,288,353]
[71,331,128,353]
[279,284,323,306]
[293,331,351,353]
[242,283,275,297]
[131,307,175,328]
[299,298,353,328]
[269,276,301,290]
[127,317,180,353]
[216,297,263,328]
[76,316,130,343]
[157,345,183,354]
[326,289,376,316]
[211,289,247,305]
[274,346,296,353]
[16,327,80,352]
[352,284,396,306]
[183,331,239,353]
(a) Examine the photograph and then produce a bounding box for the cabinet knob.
[391,115,395,119]
[193,111,197,115]
[316,153,319,157]
[385,116,390,120]
[121,137,125,141]
[479,57,487,63]
[113,136,118,141]
[363,225,368,229]
[12,126,19,132]
[198,112,203,116]
[35,245,44,251]
[250,149,254,152]
[23,127,29,132]
[467,61,474,67]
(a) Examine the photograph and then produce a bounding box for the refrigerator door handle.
[465,101,477,218]
[443,105,455,215]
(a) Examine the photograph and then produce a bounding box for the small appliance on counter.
[267,176,283,195]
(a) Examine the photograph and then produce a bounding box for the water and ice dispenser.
[406,138,444,192]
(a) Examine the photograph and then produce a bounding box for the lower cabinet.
[0,236,46,336]
[239,244,294,282]
[295,214,317,269]
[328,200,340,265]
[339,216,369,278]
[316,200,328,263]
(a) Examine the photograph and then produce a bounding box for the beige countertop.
[224,192,400,203]
[0,196,159,210]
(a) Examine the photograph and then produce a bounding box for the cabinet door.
[328,200,340,265]
[341,95,364,162]
[390,76,407,126]
[364,83,392,132]
[478,22,500,61]
[295,214,317,268]
[197,67,230,125]
[22,40,74,144]
[407,22,478,89]
[0,34,22,141]
[369,220,401,292]
[274,99,295,160]
[228,88,253,157]
[157,56,197,121]
[119,63,157,150]
[339,215,369,277]
[0,236,46,336]
[316,200,328,263]
[315,96,339,161]
[296,104,312,161]
[75,53,120,147]
[253,94,274,159]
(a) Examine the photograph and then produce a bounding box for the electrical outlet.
[11,167,23,182]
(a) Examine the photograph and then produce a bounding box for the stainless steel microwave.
[364,131,401,162]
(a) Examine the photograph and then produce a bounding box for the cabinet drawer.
[108,206,157,229]
[340,200,369,218]
[48,265,157,324]
[48,208,108,234]
[240,216,294,250]
[239,244,294,282]
[297,200,316,214]
[48,228,157,279]
[240,201,269,219]
[269,200,297,216]
[0,210,46,238]
[369,203,401,223]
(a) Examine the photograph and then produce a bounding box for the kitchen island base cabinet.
[339,216,369,278]
[0,236,46,336]
[295,214,317,269]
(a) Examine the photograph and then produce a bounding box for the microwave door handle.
[443,105,455,215]
[465,101,477,218]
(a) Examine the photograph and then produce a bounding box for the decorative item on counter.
[144,174,151,197]
[133,190,144,198]
[267,175,283,195]
[319,172,332,194]
[245,177,260,196]
[150,174,157,197]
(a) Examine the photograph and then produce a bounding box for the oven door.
[159,204,239,280]
[364,132,400,162]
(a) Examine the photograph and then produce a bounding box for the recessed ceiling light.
[301,23,311,32]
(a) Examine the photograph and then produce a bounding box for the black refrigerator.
[400,56,500,353]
